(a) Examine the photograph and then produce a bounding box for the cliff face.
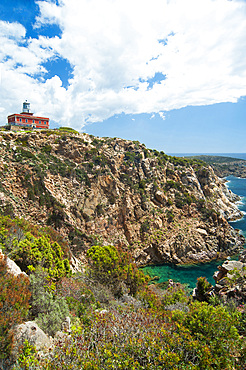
[0,129,244,266]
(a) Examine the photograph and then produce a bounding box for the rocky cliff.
[0,128,244,266]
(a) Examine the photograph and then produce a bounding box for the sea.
[142,154,246,290]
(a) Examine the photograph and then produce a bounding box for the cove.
[142,175,246,290]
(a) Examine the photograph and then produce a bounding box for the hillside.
[0,128,244,267]
[186,155,246,178]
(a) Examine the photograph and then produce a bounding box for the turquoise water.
[142,175,246,290]
[142,260,223,290]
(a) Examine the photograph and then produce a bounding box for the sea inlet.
[142,175,246,290]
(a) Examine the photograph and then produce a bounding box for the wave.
[236,199,244,205]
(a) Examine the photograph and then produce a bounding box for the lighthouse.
[22,101,31,113]
[7,102,49,130]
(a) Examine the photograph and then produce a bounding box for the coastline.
[142,175,246,288]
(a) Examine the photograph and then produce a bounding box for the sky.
[0,0,246,153]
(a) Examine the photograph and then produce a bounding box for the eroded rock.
[12,321,52,359]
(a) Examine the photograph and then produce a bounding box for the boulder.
[196,228,208,236]
[221,260,244,272]
[154,190,166,205]
[239,249,246,263]
[13,321,52,358]
[0,249,27,277]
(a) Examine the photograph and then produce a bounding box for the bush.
[0,255,30,358]
[10,233,71,279]
[166,209,174,222]
[181,301,242,368]
[15,148,37,161]
[58,276,95,317]
[47,204,66,230]
[15,302,245,369]
[29,267,69,336]
[87,245,147,297]
[196,277,212,301]
[58,127,79,134]
[140,220,150,233]
[87,245,125,296]
[41,144,52,154]
[175,192,196,209]
[162,284,189,307]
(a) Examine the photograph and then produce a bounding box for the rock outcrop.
[193,257,246,304]
[0,249,27,276]
[0,129,244,266]
[12,321,52,360]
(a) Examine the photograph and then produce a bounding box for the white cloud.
[0,20,26,39]
[0,0,246,129]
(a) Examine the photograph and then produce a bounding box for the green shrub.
[13,340,38,369]
[196,277,212,301]
[140,220,150,233]
[87,245,123,294]
[10,233,71,279]
[166,209,174,222]
[138,179,146,190]
[15,148,37,161]
[181,301,242,368]
[29,268,69,336]
[165,180,182,191]
[175,192,196,209]
[58,127,79,134]
[75,168,91,187]
[15,302,245,369]
[162,284,188,306]
[47,203,66,230]
[95,203,104,216]
[87,245,147,297]
[41,144,52,154]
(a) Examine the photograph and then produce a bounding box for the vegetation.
[57,127,80,134]
[0,254,30,359]
[0,215,245,368]
[187,155,246,177]
[0,215,71,279]
[29,267,70,336]
[1,131,246,368]
[189,155,246,164]
[87,245,147,297]
[10,234,71,279]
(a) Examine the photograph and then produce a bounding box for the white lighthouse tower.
[22,101,31,113]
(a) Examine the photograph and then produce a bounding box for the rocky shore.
[193,250,246,305]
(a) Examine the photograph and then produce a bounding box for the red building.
[7,102,49,129]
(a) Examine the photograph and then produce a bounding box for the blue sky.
[0,0,246,153]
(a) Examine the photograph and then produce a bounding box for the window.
[33,120,35,123]
[39,121,41,124]
[19,118,22,122]
[25,119,28,123]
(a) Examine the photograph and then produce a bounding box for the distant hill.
[184,155,246,178]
